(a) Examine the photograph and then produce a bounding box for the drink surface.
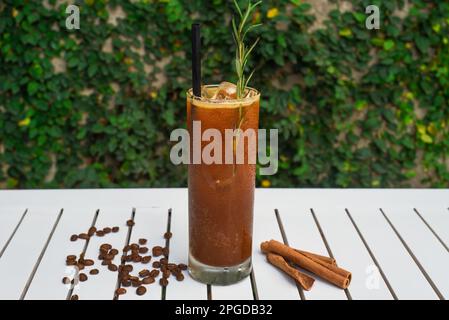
[187,85,260,267]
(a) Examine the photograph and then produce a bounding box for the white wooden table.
[0,189,448,300]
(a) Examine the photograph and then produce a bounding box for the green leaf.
[383,39,395,51]
[27,81,39,95]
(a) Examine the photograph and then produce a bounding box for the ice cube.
[211,82,237,100]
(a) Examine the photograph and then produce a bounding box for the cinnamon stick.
[295,249,337,266]
[266,253,315,291]
[261,240,351,289]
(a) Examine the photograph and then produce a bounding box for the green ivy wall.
[0,0,448,188]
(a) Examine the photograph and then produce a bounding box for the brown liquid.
[187,89,260,267]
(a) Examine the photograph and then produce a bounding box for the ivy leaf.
[383,39,395,51]
[27,81,39,95]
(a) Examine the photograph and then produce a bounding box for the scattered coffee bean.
[160,257,168,265]
[138,238,147,245]
[142,256,152,264]
[123,265,133,272]
[142,276,155,285]
[152,261,161,268]
[164,232,172,239]
[109,249,119,256]
[138,247,148,254]
[167,263,177,271]
[89,269,99,275]
[163,247,169,256]
[178,263,187,271]
[123,245,131,252]
[77,263,85,271]
[103,227,112,234]
[71,294,79,300]
[100,243,112,251]
[115,288,126,296]
[66,260,77,266]
[176,273,185,281]
[122,280,131,287]
[126,220,135,227]
[136,286,147,296]
[131,279,142,287]
[152,246,163,257]
[150,269,160,277]
[79,273,88,282]
[66,255,76,261]
[133,255,142,263]
[162,269,171,278]
[96,230,105,237]
[84,259,94,266]
[108,264,118,272]
[102,260,111,266]
[130,243,139,250]
[70,235,78,242]
[139,269,150,278]
[159,278,169,287]
[62,277,71,285]
[88,227,97,236]
[112,226,120,233]
[78,233,89,240]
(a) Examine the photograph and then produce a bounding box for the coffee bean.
[176,273,185,281]
[71,294,79,300]
[88,227,97,236]
[152,246,163,257]
[164,232,172,239]
[79,273,88,282]
[142,256,152,264]
[109,249,119,256]
[66,260,77,266]
[167,263,177,271]
[131,279,142,287]
[136,286,147,296]
[123,245,131,252]
[84,259,94,266]
[108,264,118,272]
[62,277,71,285]
[178,263,187,271]
[133,255,142,263]
[70,235,78,242]
[96,230,105,237]
[89,269,99,275]
[115,288,126,296]
[126,220,135,227]
[103,227,112,234]
[121,280,131,287]
[130,243,139,250]
[123,265,133,272]
[100,243,112,251]
[152,261,161,268]
[162,269,171,278]
[138,247,149,254]
[66,255,76,261]
[159,278,169,287]
[160,257,168,265]
[139,269,150,277]
[125,255,132,262]
[162,247,169,256]
[102,260,111,266]
[142,276,155,285]
[112,226,120,233]
[150,269,160,277]
[77,263,85,270]
[78,233,89,240]
[138,238,147,245]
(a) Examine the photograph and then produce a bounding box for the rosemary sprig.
[232,0,262,99]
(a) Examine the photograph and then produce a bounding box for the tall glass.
[187,85,260,285]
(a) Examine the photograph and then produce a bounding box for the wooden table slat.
[0,207,60,299]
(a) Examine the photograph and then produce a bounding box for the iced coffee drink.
[187,83,260,285]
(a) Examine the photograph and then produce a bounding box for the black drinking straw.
[192,23,202,97]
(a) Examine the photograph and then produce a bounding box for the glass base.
[188,254,252,286]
